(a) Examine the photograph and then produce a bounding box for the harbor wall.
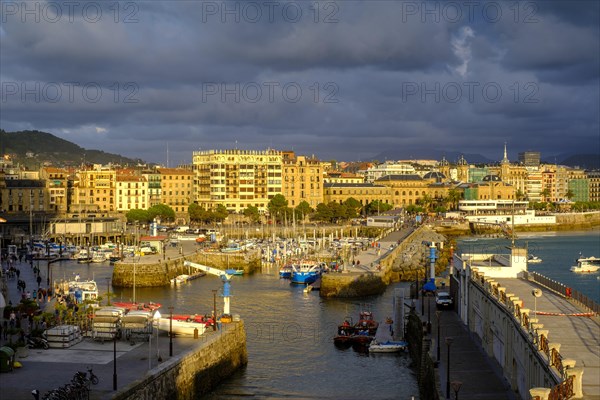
[113,321,248,400]
[320,226,449,298]
[112,252,260,288]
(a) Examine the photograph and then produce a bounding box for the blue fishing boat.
[279,264,293,279]
[290,261,323,285]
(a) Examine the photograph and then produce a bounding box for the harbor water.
[457,230,600,303]
[44,230,599,398]
[47,262,420,399]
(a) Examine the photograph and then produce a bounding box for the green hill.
[0,129,142,167]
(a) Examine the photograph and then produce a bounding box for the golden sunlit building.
[75,165,116,212]
[323,183,392,208]
[192,149,282,213]
[116,174,149,212]
[157,167,193,220]
[40,167,71,213]
[282,151,322,209]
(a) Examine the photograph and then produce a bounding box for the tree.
[188,203,207,222]
[148,204,175,221]
[418,193,434,213]
[445,188,462,211]
[209,204,228,223]
[294,201,313,221]
[343,197,362,219]
[268,194,288,223]
[243,205,260,223]
[126,209,149,222]
[313,203,333,222]
[405,204,425,214]
[515,189,525,201]
[541,188,551,202]
[365,200,392,215]
[565,190,575,201]
[328,202,347,223]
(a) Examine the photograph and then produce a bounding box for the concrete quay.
[418,295,519,400]
[0,255,247,400]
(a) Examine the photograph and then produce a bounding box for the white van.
[175,226,190,233]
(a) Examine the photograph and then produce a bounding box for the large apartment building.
[281,151,322,209]
[157,167,193,221]
[116,174,149,211]
[74,165,116,212]
[192,149,282,213]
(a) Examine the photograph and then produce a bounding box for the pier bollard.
[529,387,551,400]
[194,328,198,339]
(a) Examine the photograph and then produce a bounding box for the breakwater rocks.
[389,227,447,281]
[114,321,248,400]
[320,273,387,298]
[112,251,261,288]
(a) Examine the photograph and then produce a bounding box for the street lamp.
[446,337,454,399]
[212,289,218,331]
[451,381,463,400]
[532,289,542,319]
[169,306,174,357]
[435,311,441,363]
[426,294,432,334]
[113,332,117,390]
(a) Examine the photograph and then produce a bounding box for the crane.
[183,261,237,322]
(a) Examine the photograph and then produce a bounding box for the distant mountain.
[371,149,494,164]
[0,130,142,167]
[554,154,600,170]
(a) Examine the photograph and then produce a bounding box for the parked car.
[435,291,453,309]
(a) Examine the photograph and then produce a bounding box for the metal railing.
[528,271,599,314]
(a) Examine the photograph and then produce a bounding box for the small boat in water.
[157,314,212,336]
[279,265,293,279]
[528,255,543,264]
[571,255,600,273]
[368,340,408,353]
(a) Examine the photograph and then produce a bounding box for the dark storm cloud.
[0,0,598,164]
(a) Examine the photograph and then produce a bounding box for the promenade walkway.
[418,294,517,400]
[495,277,600,399]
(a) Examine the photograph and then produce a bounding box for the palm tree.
[445,189,462,211]
[540,188,551,202]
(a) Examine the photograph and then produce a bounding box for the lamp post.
[435,311,441,363]
[446,337,454,399]
[426,294,432,334]
[169,306,174,356]
[212,289,218,331]
[451,381,463,400]
[113,332,117,390]
[106,278,111,306]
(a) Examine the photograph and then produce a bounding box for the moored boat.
[157,314,212,336]
[571,255,600,273]
[112,301,161,312]
[368,340,407,353]
[279,265,293,279]
[291,261,323,285]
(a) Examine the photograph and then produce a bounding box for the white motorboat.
[528,255,543,264]
[368,340,408,353]
[157,317,208,336]
[571,255,600,273]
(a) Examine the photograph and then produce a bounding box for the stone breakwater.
[112,251,261,288]
[320,226,448,298]
[113,321,248,400]
[389,227,447,281]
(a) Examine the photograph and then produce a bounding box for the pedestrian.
[37,275,42,288]
[9,311,16,328]
[15,268,20,279]
[32,289,37,301]
[2,320,7,339]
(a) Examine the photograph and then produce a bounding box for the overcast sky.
[1,1,598,165]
